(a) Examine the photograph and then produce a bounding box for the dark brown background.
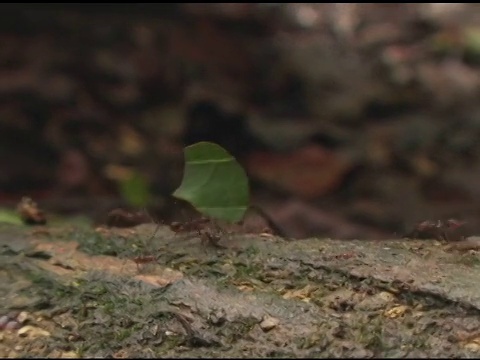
[1,4,480,239]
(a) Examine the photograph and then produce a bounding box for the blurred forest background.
[1,3,480,239]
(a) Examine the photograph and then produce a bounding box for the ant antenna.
[142,206,162,249]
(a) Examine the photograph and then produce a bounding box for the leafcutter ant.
[132,255,157,272]
[104,208,161,272]
[106,208,152,228]
[404,218,467,242]
[169,216,226,248]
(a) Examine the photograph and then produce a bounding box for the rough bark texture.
[3,223,480,357]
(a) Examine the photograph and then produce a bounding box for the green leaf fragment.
[173,141,249,222]
[0,209,23,225]
[119,171,151,208]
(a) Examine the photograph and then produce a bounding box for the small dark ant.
[106,208,152,228]
[169,217,210,233]
[169,217,226,248]
[132,255,157,272]
[405,219,467,242]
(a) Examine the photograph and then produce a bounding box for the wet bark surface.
[3,223,480,357]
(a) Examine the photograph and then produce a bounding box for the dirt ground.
[3,222,480,358]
